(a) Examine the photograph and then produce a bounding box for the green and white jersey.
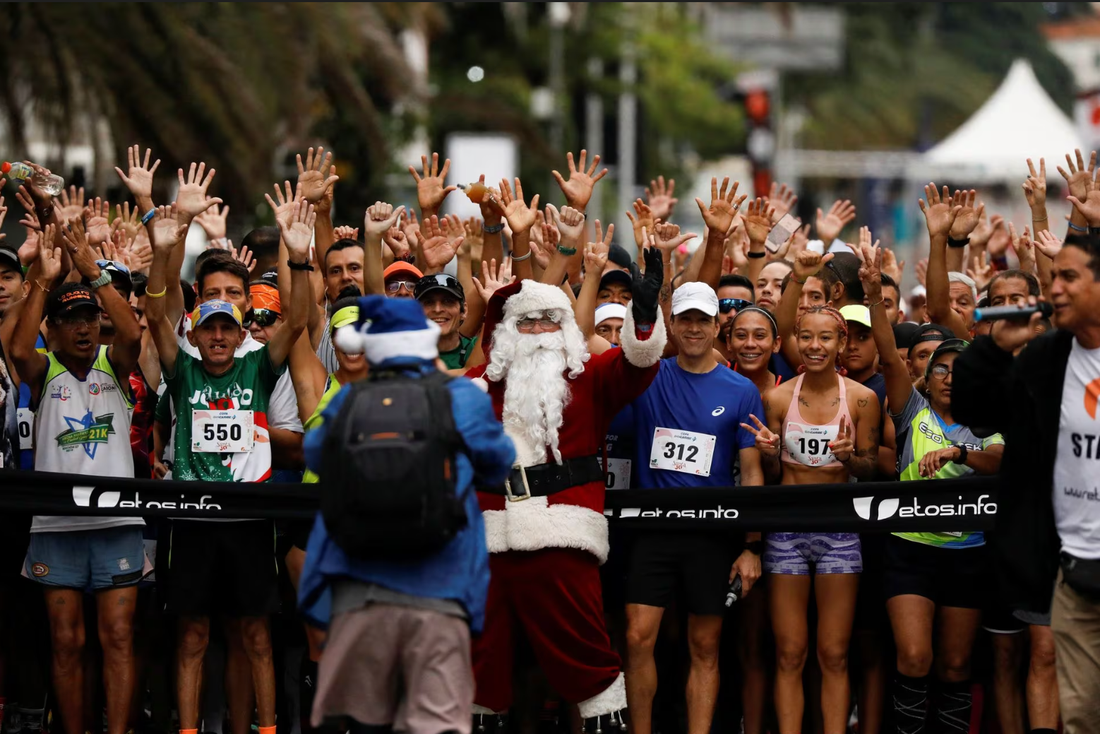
[33,347,139,533]
[892,387,1003,548]
[165,348,284,483]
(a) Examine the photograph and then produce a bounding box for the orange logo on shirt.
[1085,379,1100,419]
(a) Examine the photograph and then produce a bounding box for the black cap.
[256,268,279,288]
[892,321,921,349]
[414,273,464,302]
[0,248,21,275]
[911,322,954,346]
[46,283,102,320]
[599,269,633,293]
[607,244,633,270]
[926,338,970,378]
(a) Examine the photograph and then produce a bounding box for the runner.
[905,323,953,383]
[597,269,633,306]
[595,302,627,347]
[858,245,1004,734]
[10,220,145,734]
[754,259,792,313]
[144,201,314,734]
[624,282,765,734]
[728,306,781,394]
[415,273,477,370]
[384,261,423,300]
[741,304,880,734]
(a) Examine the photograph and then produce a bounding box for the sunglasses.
[244,308,280,328]
[719,298,752,314]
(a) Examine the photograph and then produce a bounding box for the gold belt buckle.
[504,464,532,502]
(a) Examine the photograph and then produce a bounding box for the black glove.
[629,246,664,324]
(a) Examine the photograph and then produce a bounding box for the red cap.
[1,162,11,175]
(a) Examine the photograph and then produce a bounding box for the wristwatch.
[952,444,969,465]
[88,271,112,290]
[744,540,765,556]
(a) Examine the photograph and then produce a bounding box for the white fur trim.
[577,672,627,718]
[334,324,365,354]
[472,704,499,715]
[482,498,610,564]
[503,280,573,319]
[361,322,441,363]
[471,377,489,392]
[620,308,667,368]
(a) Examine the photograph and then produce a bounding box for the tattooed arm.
[843,385,882,480]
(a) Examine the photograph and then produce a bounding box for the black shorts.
[883,534,988,609]
[164,520,280,618]
[853,533,888,632]
[626,531,739,616]
[287,518,313,552]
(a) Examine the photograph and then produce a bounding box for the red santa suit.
[466,279,666,718]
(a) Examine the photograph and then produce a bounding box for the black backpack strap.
[421,370,464,452]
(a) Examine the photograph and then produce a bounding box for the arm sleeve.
[448,377,515,485]
[953,334,1017,435]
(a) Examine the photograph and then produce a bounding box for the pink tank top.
[780,373,853,469]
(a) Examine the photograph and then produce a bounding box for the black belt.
[482,456,605,502]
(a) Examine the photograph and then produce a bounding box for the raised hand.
[419,214,463,270]
[471,257,515,303]
[150,205,188,254]
[727,225,750,272]
[816,199,856,243]
[1057,148,1096,205]
[408,152,456,216]
[83,197,112,246]
[195,202,230,240]
[463,217,485,256]
[918,183,961,238]
[584,231,611,275]
[1008,223,1037,275]
[60,217,101,281]
[278,200,317,262]
[546,203,586,245]
[787,223,811,258]
[364,201,405,239]
[38,223,63,284]
[115,144,160,202]
[175,162,222,220]
[792,248,834,284]
[626,198,657,248]
[768,181,798,223]
[743,198,776,245]
[122,230,153,273]
[383,225,409,260]
[967,251,994,293]
[695,177,746,235]
[58,186,86,222]
[18,228,39,267]
[948,189,983,240]
[264,180,302,228]
[915,258,928,287]
[1035,229,1062,259]
[1066,183,1100,227]
[740,414,780,457]
[112,202,142,243]
[402,208,422,251]
[296,147,339,205]
[630,243,664,323]
[333,225,360,242]
[14,186,41,230]
[646,175,678,221]
[499,178,540,234]
[881,246,904,288]
[968,206,997,250]
[649,221,697,253]
[829,416,855,463]
[986,215,1011,258]
[1023,158,1047,211]
[858,240,883,301]
[551,149,608,211]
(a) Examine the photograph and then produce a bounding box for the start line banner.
[0,470,1002,532]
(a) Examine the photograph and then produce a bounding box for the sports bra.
[780,373,853,469]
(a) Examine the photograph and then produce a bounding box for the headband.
[732,306,779,337]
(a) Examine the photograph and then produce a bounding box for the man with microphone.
[954,231,1100,734]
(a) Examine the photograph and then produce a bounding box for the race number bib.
[605,458,632,490]
[785,424,837,467]
[192,410,254,453]
[649,427,716,477]
[17,408,34,450]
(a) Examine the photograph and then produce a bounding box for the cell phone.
[725,574,743,607]
[765,214,801,254]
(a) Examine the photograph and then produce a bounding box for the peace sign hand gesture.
[828,416,855,463]
[740,414,780,458]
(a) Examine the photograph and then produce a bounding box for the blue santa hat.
[334,295,440,365]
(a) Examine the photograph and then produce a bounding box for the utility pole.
[585,57,605,220]
[617,3,638,258]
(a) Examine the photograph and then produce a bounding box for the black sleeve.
[952,335,1017,437]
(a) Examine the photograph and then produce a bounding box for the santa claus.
[467,248,666,730]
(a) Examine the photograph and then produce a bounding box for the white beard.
[497,331,572,465]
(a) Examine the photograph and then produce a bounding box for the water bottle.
[1,161,64,196]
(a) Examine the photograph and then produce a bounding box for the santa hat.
[482,280,577,355]
[334,295,440,364]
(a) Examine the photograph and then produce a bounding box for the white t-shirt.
[1053,339,1100,559]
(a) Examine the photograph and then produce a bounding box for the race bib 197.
[192,409,254,453]
[649,427,716,477]
[17,408,33,450]
[605,458,632,490]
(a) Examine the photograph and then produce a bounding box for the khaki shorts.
[312,603,473,734]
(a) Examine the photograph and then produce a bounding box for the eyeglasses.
[930,364,953,380]
[516,316,561,332]
[386,279,418,295]
[719,298,752,315]
[244,309,280,328]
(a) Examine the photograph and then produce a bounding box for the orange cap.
[249,283,281,314]
[383,261,423,281]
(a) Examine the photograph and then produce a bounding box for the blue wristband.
[141,208,156,225]
[1068,221,1088,233]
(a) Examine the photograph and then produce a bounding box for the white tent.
[921,59,1084,183]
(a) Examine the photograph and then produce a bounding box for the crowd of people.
[0,142,1096,734]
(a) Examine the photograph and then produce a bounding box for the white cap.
[671,282,719,317]
[594,302,627,327]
